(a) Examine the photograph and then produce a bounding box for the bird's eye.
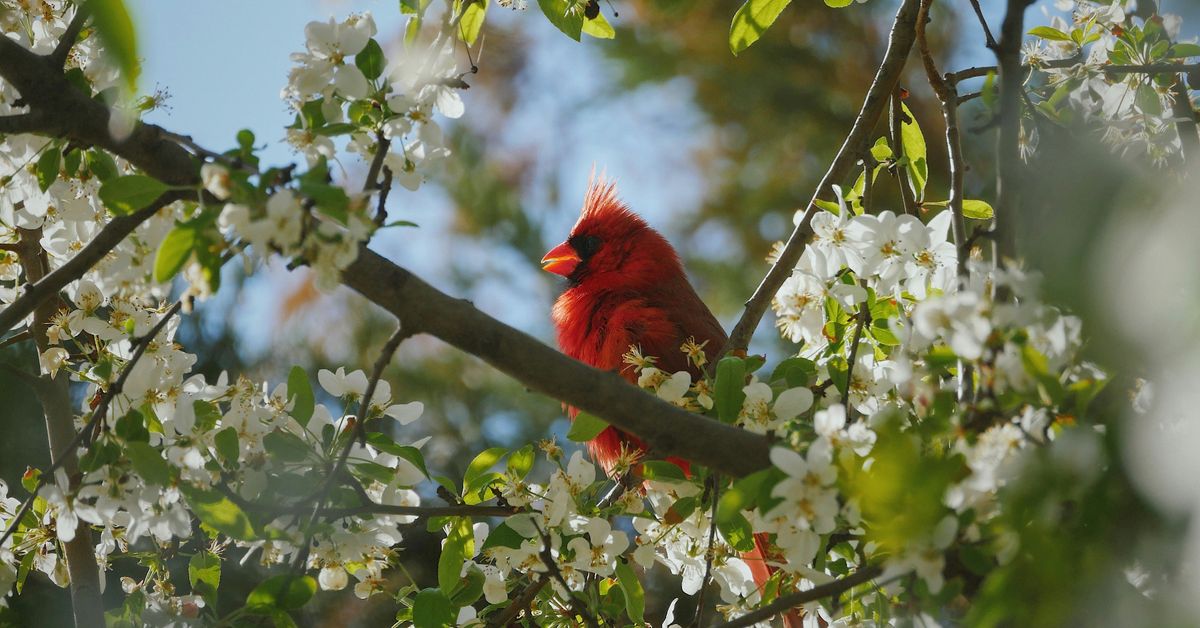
[571,234,602,259]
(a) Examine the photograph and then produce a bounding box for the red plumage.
[545,179,725,473]
[543,177,796,626]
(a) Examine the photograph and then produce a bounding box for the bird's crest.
[580,170,641,227]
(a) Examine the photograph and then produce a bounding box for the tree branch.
[917,0,974,401]
[0,28,777,480]
[293,325,411,572]
[721,0,920,356]
[49,5,89,69]
[0,300,183,628]
[342,248,773,478]
[0,191,190,337]
[992,0,1033,266]
[0,112,46,135]
[966,0,998,49]
[715,565,883,628]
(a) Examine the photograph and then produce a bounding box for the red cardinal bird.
[542,177,797,625]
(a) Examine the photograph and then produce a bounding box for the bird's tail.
[742,533,803,628]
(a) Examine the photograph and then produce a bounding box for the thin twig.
[917,0,974,401]
[375,165,393,226]
[966,0,998,49]
[0,330,31,350]
[0,301,184,550]
[0,191,190,337]
[532,521,600,628]
[488,577,549,627]
[159,130,258,175]
[843,301,870,421]
[958,91,982,105]
[363,132,391,194]
[720,0,921,360]
[947,65,995,84]
[992,0,1034,267]
[715,565,883,628]
[255,501,521,519]
[693,474,721,628]
[292,325,410,573]
[49,5,89,68]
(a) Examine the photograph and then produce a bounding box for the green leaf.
[286,366,315,426]
[463,447,507,490]
[246,574,316,612]
[869,136,893,162]
[178,485,257,541]
[263,431,312,463]
[99,175,169,215]
[36,145,60,192]
[770,357,816,388]
[237,129,255,150]
[315,123,359,137]
[813,199,841,214]
[457,0,487,45]
[438,517,474,592]
[125,442,170,485]
[193,400,222,433]
[1028,26,1071,41]
[717,468,771,525]
[729,0,792,55]
[355,39,386,80]
[214,427,239,467]
[981,70,997,108]
[481,521,527,550]
[537,0,584,41]
[824,0,853,6]
[412,588,454,627]
[582,11,615,39]
[962,199,994,220]
[87,0,140,90]
[367,435,431,479]
[86,150,119,181]
[506,444,535,479]
[63,148,82,178]
[567,412,609,442]
[188,551,221,602]
[153,224,196,284]
[1171,43,1200,58]
[900,103,927,201]
[298,180,349,224]
[615,560,645,623]
[718,511,755,552]
[449,563,485,607]
[640,460,688,483]
[714,356,747,423]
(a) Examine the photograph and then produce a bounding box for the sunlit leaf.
[615,559,645,623]
[153,223,196,283]
[567,412,609,442]
[729,0,792,55]
[99,174,169,215]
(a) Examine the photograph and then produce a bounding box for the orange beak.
[541,241,581,277]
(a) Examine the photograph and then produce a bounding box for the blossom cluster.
[1020,0,1197,164]
[281,12,466,191]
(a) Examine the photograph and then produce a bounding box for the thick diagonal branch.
[0,28,775,479]
[342,249,772,477]
[722,0,921,356]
